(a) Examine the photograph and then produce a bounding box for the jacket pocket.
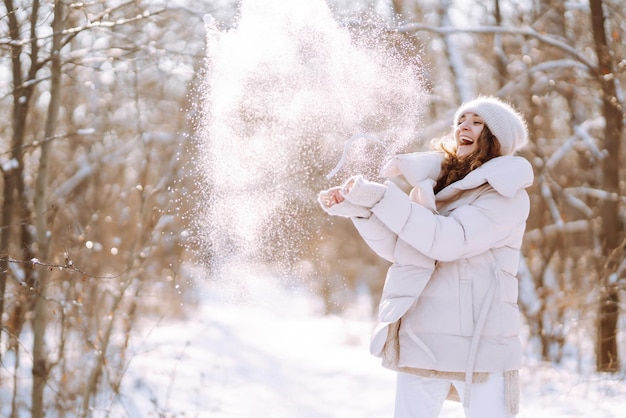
[459,279,474,336]
[405,327,437,363]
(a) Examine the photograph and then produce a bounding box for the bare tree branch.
[396,23,598,72]
[3,256,126,281]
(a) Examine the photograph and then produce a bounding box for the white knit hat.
[453,96,528,156]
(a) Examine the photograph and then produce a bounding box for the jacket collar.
[380,152,534,198]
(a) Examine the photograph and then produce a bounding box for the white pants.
[394,372,514,418]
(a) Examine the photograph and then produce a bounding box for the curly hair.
[433,127,501,194]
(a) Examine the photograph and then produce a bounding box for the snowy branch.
[396,23,597,72]
[539,175,564,227]
[0,129,96,156]
[0,75,51,102]
[0,7,166,48]
[545,135,578,170]
[61,9,166,38]
[545,121,605,170]
[547,180,595,218]
[564,186,625,203]
[531,59,590,74]
[55,160,94,199]
[3,256,125,282]
[613,257,626,287]
[524,220,589,243]
[572,124,605,160]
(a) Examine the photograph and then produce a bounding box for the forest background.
[0,0,624,416]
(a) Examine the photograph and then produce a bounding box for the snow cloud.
[195,0,426,277]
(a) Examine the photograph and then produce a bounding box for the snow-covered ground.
[116,275,625,418]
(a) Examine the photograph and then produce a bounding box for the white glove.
[341,175,386,208]
[318,190,371,218]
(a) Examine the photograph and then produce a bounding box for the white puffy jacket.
[353,151,533,379]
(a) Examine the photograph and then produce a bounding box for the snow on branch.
[396,23,597,72]
[573,124,605,160]
[61,9,165,37]
[561,192,594,218]
[548,180,595,218]
[0,129,96,156]
[539,174,564,227]
[545,135,578,170]
[531,59,590,74]
[0,7,166,48]
[3,256,125,286]
[524,220,589,243]
[564,186,624,203]
[56,158,94,199]
[0,75,51,102]
[545,120,605,170]
[612,257,626,287]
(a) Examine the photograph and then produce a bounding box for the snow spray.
[194,0,427,282]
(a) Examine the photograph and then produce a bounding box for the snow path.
[115,278,625,418]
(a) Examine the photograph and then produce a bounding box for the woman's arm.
[351,215,398,262]
[371,182,530,261]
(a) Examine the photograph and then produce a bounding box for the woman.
[318,96,533,418]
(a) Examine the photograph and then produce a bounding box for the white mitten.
[318,191,371,218]
[342,175,386,208]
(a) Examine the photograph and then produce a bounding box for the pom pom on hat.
[454,96,528,156]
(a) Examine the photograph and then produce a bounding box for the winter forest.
[0,0,625,416]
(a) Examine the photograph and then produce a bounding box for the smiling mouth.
[460,137,474,146]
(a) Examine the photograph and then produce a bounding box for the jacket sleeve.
[370,181,530,262]
[351,215,398,263]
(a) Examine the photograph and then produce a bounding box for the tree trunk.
[0,0,39,359]
[589,0,622,373]
[439,0,473,103]
[492,0,506,89]
[31,1,64,415]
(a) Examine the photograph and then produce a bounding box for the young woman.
[319,96,533,418]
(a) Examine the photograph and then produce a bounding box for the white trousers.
[394,372,515,418]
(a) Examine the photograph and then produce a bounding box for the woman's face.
[455,112,484,158]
